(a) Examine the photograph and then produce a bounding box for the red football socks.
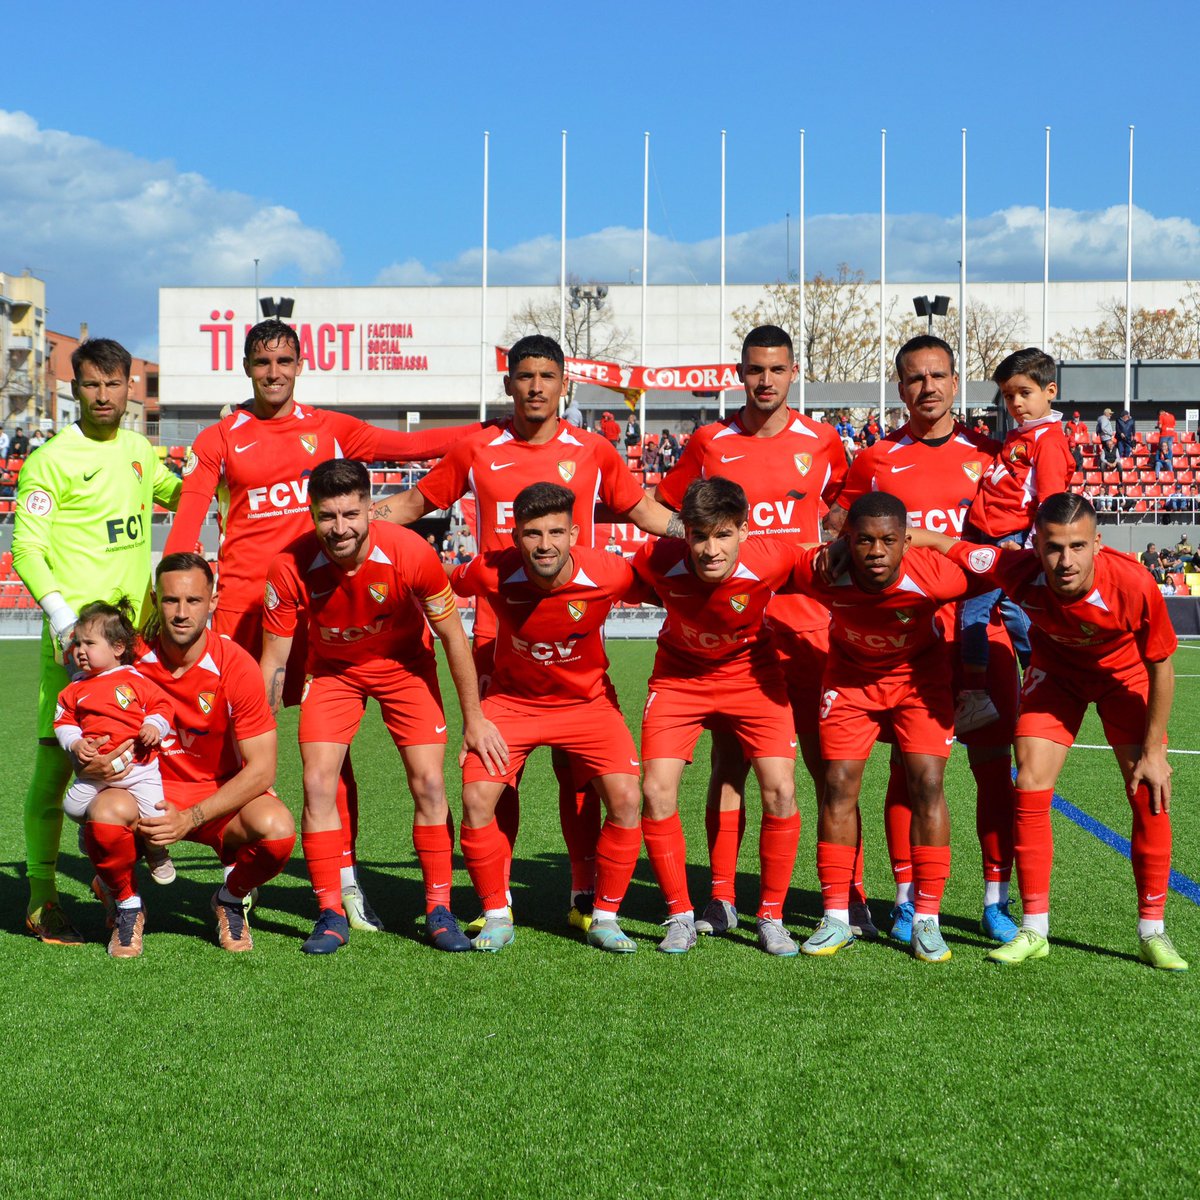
[494,784,520,889]
[706,806,745,904]
[1130,783,1172,920]
[758,812,800,920]
[816,840,857,912]
[334,754,359,861]
[1013,787,1054,914]
[911,844,951,915]
[301,828,346,914]
[850,807,868,906]
[884,759,913,886]
[594,820,642,913]
[460,819,509,912]
[84,821,138,903]
[558,782,601,894]
[412,820,454,912]
[972,757,1015,882]
[643,813,692,915]
[226,834,296,899]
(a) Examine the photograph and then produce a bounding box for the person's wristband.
[40,591,78,646]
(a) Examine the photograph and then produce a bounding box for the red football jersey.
[967,414,1075,537]
[166,401,477,615]
[137,631,276,789]
[835,421,999,538]
[633,536,802,678]
[792,544,975,675]
[946,541,1177,676]
[656,408,847,633]
[451,546,633,705]
[264,522,455,670]
[54,665,173,757]
[418,418,646,639]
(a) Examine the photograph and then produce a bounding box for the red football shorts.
[162,778,281,863]
[774,622,829,738]
[298,659,446,748]
[640,669,797,763]
[952,616,1019,750]
[819,652,955,761]
[462,693,639,787]
[1015,658,1162,749]
[214,605,309,708]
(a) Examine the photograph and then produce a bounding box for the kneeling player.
[920,493,1186,970]
[634,478,802,956]
[793,493,978,963]
[450,483,643,953]
[262,460,506,955]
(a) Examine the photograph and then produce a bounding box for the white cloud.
[0,109,340,356]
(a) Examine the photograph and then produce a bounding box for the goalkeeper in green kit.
[13,338,181,943]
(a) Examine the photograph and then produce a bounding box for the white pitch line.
[1072,743,1200,757]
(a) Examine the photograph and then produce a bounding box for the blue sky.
[3,0,1199,356]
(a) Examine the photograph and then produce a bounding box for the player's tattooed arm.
[260,631,294,714]
[622,494,682,539]
[822,504,848,537]
[664,513,685,539]
[369,487,433,526]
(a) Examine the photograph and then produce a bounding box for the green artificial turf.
[0,638,1196,1198]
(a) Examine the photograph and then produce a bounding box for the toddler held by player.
[955,348,1075,734]
[53,599,178,885]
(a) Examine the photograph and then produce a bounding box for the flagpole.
[960,127,967,422]
[799,128,806,415]
[879,129,887,431]
[560,129,567,411]
[639,131,649,451]
[719,129,727,420]
[479,130,489,422]
[1043,126,1051,350]
[1124,124,1134,410]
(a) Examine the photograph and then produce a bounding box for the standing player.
[13,338,181,944]
[80,553,295,957]
[449,483,644,953]
[635,478,802,956]
[825,335,1020,945]
[654,324,847,938]
[372,334,676,927]
[917,494,1185,970]
[260,460,506,955]
[796,492,979,963]
[165,318,478,932]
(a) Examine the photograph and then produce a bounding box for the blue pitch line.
[1051,792,1200,908]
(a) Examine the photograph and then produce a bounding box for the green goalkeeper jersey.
[12,424,182,622]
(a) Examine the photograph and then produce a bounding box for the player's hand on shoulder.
[817,538,850,583]
[460,716,509,776]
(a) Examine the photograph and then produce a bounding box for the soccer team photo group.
[11,321,1187,975]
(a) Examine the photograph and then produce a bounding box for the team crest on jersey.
[182,451,198,477]
[300,434,318,456]
[567,600,587,622]
[967,547,998,573]
[794,453,813,476]
[1008,443,1029,464]
[730,593,749,614]
[895,609,914,624]
[962,460,982,483]
[369,583,389,604]
[114,684,136,711]
[1079,621,1097,636]
[264,581,280,611]
[557,460,576,482]
[198,692,215,715]
[131,461,143,482]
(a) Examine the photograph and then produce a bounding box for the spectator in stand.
[10,427,29,458]
[973,416,992,438]
[840,430,856,465]
[600,411,621,448]
[1154,440,1175,481]
[835,410,855,440]
[1175,532,1193,558]
[1065,412,1084,472]
[1140,542,1164,582]
[29,428,47,451]
[641,438,659,474]
[1067,410,1088,444]
[1116,410,1135,459]
[1162,576,1177,596]
[0,469,15,499]
[862,415,880,446]
[604,534,624,556]
[1159,544,1179,574]
[658,430,679,471]
[0,427,9,462]
[1157,409,1177,463]
[563,394,584,429]
[1095,408,1117,465]
[624,414,640,450]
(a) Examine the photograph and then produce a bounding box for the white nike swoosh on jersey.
[945,737,955,745]
[667,590,691,598]
[832,601,856,607]
[890,464,915,473]
[234,442,256,452]
[1146,892,1165,901]
[720,454,745,463]
[506,596,536,605]
[490,462,515,471]
[629,758,641,767]
[435,724,448,734]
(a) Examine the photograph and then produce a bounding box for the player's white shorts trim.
[63,760,165,823]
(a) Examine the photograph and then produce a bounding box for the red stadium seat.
[1132,500,1148,512]
[1144,485,1162,498]
[1103,471,1120,485]
[1070,472,1084,487]
[1084,472,1103,487]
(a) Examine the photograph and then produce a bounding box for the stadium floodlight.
[259,297,296,319]
[568,284,608,358]
[912,294,950,333]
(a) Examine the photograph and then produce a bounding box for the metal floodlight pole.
[1124,125,1134,410]
[960,128,968,422]
[720,129,726,420]
[799,128,806,414]
[479,131,489,422]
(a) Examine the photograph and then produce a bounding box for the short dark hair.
[72,338,132,383]
[846,491,907,529]
[76,597,138,665]
[513,481,575,524]
[156,551,214,587]
[895,335,955,378]
[680,477,748,532]
[993,347,1056,388]
[244,319,300,360]
[506,334,565,373]
[309,458,371,505]
[741,324,793,360]
[1035,491,1095,529]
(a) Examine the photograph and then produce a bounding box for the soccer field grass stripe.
[1052,793,1200,907]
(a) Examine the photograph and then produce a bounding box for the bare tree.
[1053,290,1200,361]
[502,280,633,366]
[891,301,1025,379]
